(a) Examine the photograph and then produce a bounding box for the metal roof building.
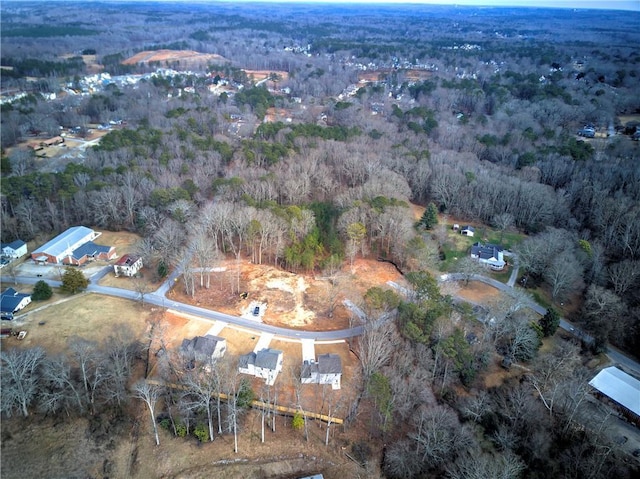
[588,366,640,417]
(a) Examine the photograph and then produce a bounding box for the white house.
[301,353,342,390]
[470,242,506,271]
[181,334,227,367]
[460,225,475,237]
[1,240,27,259]
[113,254,143,277]
[1,287,32,319]
[239,348,283,386]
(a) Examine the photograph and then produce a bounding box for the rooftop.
[589,366,640,416]
[33,226,95,258]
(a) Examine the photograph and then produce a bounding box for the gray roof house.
[181,334,227,367]
[301,353,342,390]
[470,242,506,271]
[239,348,283,385]
[1,287,32,319]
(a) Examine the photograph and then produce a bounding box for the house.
[31,226,115,265]
[470,242,506,270]
[113,254,143,277]
[40,136,64,147]
[1,240,27,259]
[181,334,227,367]
[589,367,640,425]
[301,353,342,390]
[238,348,283,386]
[1,288,32,320]
[460,225,475,237]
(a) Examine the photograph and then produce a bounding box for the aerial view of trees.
[1,1,639,478]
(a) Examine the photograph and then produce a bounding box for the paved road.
[11,271,640,373]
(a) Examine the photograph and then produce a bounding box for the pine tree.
[418,202,439,230]
[61,267,89,294]
[539,308,560,337]
[32,280,53,301]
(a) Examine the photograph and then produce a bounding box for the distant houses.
[31,226,116,265]
[239,348,283,386]
[301,353,342,390]
[113,254,143,277]
[1,287,32,320]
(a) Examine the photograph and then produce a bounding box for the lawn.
[438,220,526,275]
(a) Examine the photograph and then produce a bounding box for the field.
[122,50,228,66]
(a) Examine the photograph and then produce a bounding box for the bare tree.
[39,355,85,415]
[0,347,46,417]
[493,212,515,244]
[180,361,220,443]
[357,317,397,381]
[607,259,640,296]
[456,256,485,285]
[132,380,164,446]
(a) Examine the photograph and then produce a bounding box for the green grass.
[531,290,552,310]
[437,221,526,274]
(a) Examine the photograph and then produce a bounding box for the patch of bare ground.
[170,256,407,332]
[456,280,502,304]
[122,50,228,66]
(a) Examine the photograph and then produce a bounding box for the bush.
[175,423,188,437]
[292,411,304,430]
[193,423,209,442]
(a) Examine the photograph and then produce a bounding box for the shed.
[589,367,640,422]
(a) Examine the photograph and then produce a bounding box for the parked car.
[253,306,260,316]
[577,127,595,138]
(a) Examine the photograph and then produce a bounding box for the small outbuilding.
[460,225,475,237]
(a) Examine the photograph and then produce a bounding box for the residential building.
[301,353,342,390]
[239,348,283,386]
[1,240,27,259]
[470,242,506,270]
[1,287,32,319]
[181,334,227,367]
[113,254,143,277]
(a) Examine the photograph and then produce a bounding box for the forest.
[1,2,640,478]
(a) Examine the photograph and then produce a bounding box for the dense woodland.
[1,2,640,478]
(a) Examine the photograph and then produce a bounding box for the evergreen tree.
[418,202,438,229]
[60,267,89,294]
[32,280,53,301]
[539,308,561,337]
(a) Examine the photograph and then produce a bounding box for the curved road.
[11,268,640,373]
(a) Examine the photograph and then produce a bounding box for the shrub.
[292,411,304,430]
[194,423,209,442]
[175,423,188,437]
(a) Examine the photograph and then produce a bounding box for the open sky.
[228,0,640,11]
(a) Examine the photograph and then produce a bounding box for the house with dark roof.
[31,226,115,265]
[1,287,32,320]
[1,240,27,259]
[301,353,342,390]
[181,334,226,361]
[239,348,283,385]
[470,242,505,271]
[113,254,143,277]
